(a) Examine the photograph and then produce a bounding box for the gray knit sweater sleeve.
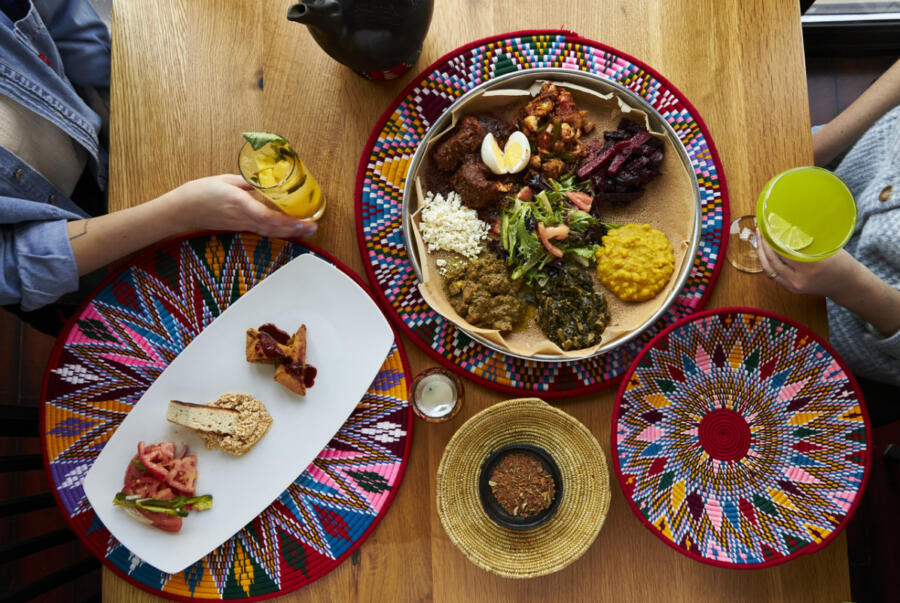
[829,104,900,386]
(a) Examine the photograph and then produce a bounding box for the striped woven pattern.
[613,308,869,568]
[357,31,728,394]
[42,234,412,600]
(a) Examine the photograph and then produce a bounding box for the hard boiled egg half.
[481,131,531,175]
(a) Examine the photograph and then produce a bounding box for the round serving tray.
[355,30,731,396]
[402,67,701,362]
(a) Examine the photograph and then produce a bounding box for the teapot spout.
[286,0,342,26]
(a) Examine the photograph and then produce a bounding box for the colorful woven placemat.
[613,307,871,568]
[40,233,413,601]
[355,30,729,397]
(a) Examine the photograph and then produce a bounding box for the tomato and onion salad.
[114,441,212,533]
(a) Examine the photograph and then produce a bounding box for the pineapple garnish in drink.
[238,132,326,220]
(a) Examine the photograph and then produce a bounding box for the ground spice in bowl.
[478,443,562,529]
[488,452,556,517]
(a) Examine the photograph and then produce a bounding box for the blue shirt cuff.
[14,218,79,310]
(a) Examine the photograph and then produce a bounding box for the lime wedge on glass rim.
[767,212,814,251]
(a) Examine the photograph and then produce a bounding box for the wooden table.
[105,1,847,601]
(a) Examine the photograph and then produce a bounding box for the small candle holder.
[410,368,463,423]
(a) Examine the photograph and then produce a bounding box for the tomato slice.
[138,509,183,533]
[123,456,147,486]
[158,441,176,459]
[121,442,196,533]
[565,190,593,211]
[154,486,176,500]
[165,456,197,495]
[138,441,173,480]
[122,476,160,497]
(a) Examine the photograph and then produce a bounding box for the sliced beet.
[607,146,634,175]
[577,119,664,207]
[576,139,630,179]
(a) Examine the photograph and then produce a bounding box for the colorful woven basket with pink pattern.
[613,307,870,568]
[41,233,412,600]
[355,30,730,396]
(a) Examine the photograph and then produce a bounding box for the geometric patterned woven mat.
[41,233,413,600]
[613,307,870,568]
[355,30,730,397]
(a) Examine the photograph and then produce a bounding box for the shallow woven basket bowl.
[436,398,610,578]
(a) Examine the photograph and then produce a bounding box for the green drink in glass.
[756,167,857,261]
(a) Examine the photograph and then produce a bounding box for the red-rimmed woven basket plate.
[355,29,730,397]
[40,233,412,600]
[613,307,870,568]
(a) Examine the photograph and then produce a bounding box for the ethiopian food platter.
[403,69,700,361]
[80,252,394,574]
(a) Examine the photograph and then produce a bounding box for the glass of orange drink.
[238,132,325,220]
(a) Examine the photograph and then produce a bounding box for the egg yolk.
[504,144,524,170]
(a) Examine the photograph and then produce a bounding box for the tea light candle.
[411,368,463,422]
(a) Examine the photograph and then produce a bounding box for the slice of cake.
[166,400,239,434]
[195,394,273,456]
[245,323,317,397]
[245,327,291,364]
[272,325,315,396]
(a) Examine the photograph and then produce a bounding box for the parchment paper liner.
[409,81,696,358]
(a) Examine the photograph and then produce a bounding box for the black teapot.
[287,0,434,80]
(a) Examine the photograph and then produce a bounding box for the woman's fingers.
[217,173,255,191]
[756,229,802,289]
[756,229,779,277]
[240,196,318,238]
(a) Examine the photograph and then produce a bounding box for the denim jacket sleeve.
[0,195,83,310]
[32,0,110,88]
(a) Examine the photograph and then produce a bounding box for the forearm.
[813,59,900,167]
[65,173,316,276]
[66,194,186,275]
[831,267,900,336]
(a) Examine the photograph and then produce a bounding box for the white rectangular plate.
[82,253,394,574]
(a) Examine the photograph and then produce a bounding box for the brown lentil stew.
[443,255,525,332]
[535,264,610,350]
[488,452,556,517]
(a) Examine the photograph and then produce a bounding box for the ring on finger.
[767,270,779,280]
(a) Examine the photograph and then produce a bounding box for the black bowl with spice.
[478,444,562,530]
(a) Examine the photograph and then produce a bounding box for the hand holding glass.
[238,133,326,220]
[728,167,856,273]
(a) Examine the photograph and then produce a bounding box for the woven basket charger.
[355,30,730,396]
[41,234,413,600]
[436,398,610,578]
[613,307,870,568]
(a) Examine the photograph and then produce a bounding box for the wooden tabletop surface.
[103,0,847,601]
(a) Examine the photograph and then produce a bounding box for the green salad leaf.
[500,176,617,285]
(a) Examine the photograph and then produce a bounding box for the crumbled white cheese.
[419,191,489,259]
[436,259,447,267]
